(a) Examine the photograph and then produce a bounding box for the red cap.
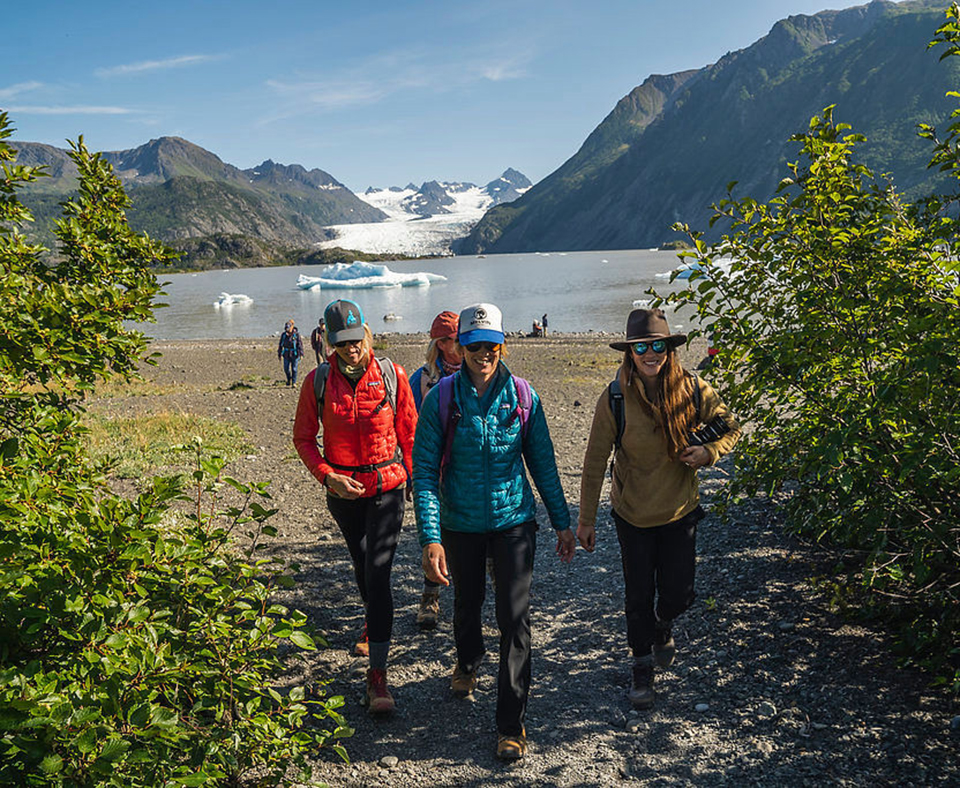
[430,310,459,339]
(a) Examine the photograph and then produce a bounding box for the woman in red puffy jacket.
[293,299,417,715]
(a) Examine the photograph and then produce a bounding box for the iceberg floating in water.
[296,261,447,291]
[214,292,253,307]
[655,259,734,281]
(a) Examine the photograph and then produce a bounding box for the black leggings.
[326,488,404,643]
[614,505,702,658]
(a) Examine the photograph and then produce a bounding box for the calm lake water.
[141,249,692,339]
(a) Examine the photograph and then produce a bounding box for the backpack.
[314,357,398,417]
[608,372,701,462]
[436,373,533,474]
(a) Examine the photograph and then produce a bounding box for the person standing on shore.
[577,308,740,710]
[541,313,548,336]
[278,319,304,386]
[413,303,575,760]
[310,317,327,365]
[408,310,461,630]
[293,299,417,715]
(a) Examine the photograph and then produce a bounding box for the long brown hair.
[622,348,697,459]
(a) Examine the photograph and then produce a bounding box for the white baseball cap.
[458,303,505,345]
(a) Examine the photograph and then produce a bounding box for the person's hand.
[324,472,366,499]
[422,544,450,586]
[556,527,576,562]
[405,483,414,503]
[679,445,710,470]
[576,519,596,552]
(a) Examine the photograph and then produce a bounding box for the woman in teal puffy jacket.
[413,302,575,761]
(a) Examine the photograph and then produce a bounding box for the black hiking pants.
[442,520,537,737]
[614,505,703,658]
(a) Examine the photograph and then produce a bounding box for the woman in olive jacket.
[578,308,740,710]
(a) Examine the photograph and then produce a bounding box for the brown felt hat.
[609,308,686,352]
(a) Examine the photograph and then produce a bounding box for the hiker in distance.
[310,316,327,365]
[578,308,740,710]
[293,299,417,715]
[277,319,304,386]
[407,310,462,630]
[413,302,575,761]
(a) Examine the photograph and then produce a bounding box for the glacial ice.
[214,292,253,307]
[295,261,447,290]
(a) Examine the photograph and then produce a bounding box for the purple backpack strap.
[511,376,533,441]
[437,374,459,474]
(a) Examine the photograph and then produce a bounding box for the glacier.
[295,261,447,290]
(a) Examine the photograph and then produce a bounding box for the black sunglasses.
[632,339,668,355]
[335,339,361,348]
[464,341,501,353]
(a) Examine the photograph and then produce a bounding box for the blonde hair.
[622,347,696,459]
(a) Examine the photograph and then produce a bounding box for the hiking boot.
[628,657,655,710]
[365,668,395,715]
[653,621,676,668]
[450,663,478,698]
[354,622,369,658]
[416,588,440,630]
[496,728,527,760]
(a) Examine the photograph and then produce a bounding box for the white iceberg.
[296,261,447,290]
[214,292,253,307]
[655,259,734,281]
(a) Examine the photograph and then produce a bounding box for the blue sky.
[3,0,883,191]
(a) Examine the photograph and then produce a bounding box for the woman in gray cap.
[578,308,740,710]
[293,299,417,716]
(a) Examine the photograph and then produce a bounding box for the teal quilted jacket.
[413,363,570,546]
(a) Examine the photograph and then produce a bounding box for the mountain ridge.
[461,0,957,253]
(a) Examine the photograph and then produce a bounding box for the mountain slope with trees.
[12,136,386,246]
[461,0,959,253]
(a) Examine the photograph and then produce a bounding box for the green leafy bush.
[662,9,960,690]
[0,113,349,785]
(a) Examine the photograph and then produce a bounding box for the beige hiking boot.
[450,663,478,698]
[416,588,440,630]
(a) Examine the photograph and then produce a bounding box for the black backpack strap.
[313,362,330,409]
[608,378,625,451]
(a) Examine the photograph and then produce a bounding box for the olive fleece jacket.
[579,364,741,529]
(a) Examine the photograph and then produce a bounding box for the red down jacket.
[294,352,417,497]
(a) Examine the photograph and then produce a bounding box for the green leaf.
[289,631,317,650]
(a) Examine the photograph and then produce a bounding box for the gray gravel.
[105,336,959,787]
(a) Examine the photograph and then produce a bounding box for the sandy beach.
[88,334,958,787]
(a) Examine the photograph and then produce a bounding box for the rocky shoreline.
[90,334,959,787]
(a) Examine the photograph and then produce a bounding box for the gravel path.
[94,335,959,786]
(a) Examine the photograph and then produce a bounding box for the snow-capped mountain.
[319,169,531,256]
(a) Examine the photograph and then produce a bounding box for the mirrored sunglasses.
[632,339,668,355]
[465,341,501,353]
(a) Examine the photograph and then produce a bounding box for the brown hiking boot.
[496,728,527,760]
[628,658,655,710]
[653,621,676,668]
[354,622,369,658]
[416,588,440,630]
[450,663,478,698]
[365,668,395,715]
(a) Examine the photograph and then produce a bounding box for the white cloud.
[0,81,44,100]
[265,79,386,110]
[96,54,219,77]
[8,105,136,115]
[478,58,528,82]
